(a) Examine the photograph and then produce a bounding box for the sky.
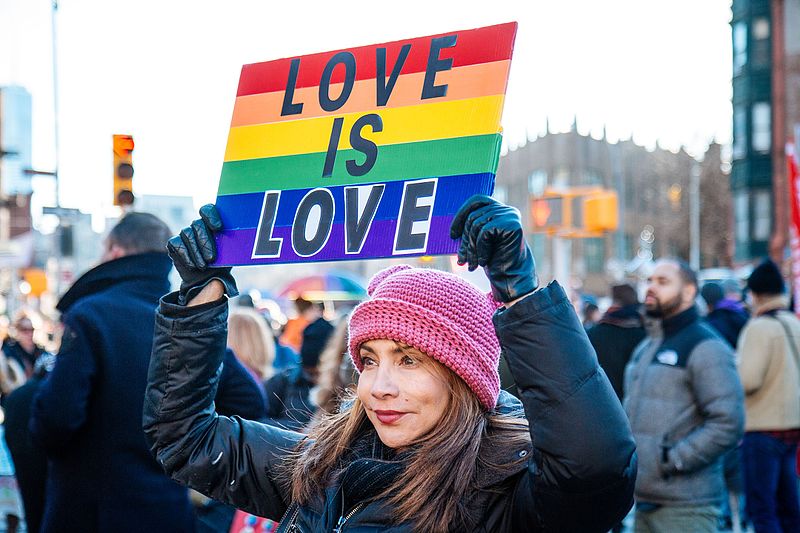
[0,0,734,221]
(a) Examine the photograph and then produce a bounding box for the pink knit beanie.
[348,265,502,410]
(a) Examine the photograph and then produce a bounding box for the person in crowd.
[228,307,276,382]
[701,280,750,531]
[3,353,55,533]
[262,348,319,430]
[702,281,749,349]
[29,212,195,533]
[588,283,646,403]
[298,301,334,384]
[0,347,25,399]
[279,297,313,353]
[236,303,299,373]
[233,293,255,308]
[624,258,744,533]
[2,315,45,380]
[271,333,300,373]
[582,300,601,331]
[29,212,266,533]
[723,278,749,310]
[262,300,334,430]
[314,316,356,414]
[143,198,636,532]
[736,259,800,532]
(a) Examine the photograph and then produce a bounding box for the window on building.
[751,17,770,68]
[584,169,603,186]
[553,167,571,187]
[733,22,747,75]
[753,190,771,240]
[733,106,747,160]
[584,238,605,273]
[528,170,547,195]
[753,17,770,39]
[752,102,771,153]
[734,191,749,245]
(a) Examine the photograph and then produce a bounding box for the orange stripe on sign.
[230,60,511,127]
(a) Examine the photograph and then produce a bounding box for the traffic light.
[583,191,618,232]
[113,134,135,206]
[530,196,563,232]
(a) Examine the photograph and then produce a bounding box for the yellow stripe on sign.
[223,95,505,162]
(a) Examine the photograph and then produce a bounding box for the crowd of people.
[0,212,350,533]
[0,197,795,532]
[584,259,800,533]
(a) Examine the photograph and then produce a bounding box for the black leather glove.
[167,204,239,305]
[450,195,537,303]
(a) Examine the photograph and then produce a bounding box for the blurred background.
[0,0,797,329]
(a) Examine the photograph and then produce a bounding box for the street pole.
[611,142,625,263]
[51,0,64,297]
[553,236,571,288]
[689,161,700,271]
[51,0,60,207]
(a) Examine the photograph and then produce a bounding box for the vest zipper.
[332,502,365,533]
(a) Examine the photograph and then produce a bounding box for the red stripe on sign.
[236,22,517,97]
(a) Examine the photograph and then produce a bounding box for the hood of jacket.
[57,252,172,314]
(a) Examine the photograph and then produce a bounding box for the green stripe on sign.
[217,134,502,195]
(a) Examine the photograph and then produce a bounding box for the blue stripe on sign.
[214,172,495,230]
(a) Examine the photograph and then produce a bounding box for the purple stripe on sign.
[214,216,460,266]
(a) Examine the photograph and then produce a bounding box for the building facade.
[495,127,730,295]
[731,0,800,262]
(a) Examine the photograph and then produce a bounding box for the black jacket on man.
[143,282,637,532]
[705,299,749,348]
[29,252,266,533]
[588,304,646,401]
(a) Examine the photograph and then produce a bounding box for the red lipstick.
[374,410,406,424]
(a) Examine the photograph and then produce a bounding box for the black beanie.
[700,282,725,309]
[747,259,785,295]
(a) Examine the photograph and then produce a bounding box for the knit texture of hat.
[348,265,501,411]
[747,258,785,295]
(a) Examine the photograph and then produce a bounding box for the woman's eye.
[361,356,376,367]
[401,356,416,366]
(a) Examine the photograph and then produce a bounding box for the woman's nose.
[370,364,399,398]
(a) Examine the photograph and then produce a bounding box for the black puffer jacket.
[144,281,636,532]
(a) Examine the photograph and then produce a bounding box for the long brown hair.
[284,347,530,532]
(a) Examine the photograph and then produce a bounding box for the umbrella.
[278,271,367,302]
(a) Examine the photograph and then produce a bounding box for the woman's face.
[357,339,450,449]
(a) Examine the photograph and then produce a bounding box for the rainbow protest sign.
[214,22,516,265]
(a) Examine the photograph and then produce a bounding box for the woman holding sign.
[143,196,636,532]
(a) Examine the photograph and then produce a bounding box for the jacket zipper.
[278,502,300,533]
[332,502,365,533]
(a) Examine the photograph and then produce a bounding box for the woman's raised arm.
[143,205,301,520]
[451,195,637,531]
